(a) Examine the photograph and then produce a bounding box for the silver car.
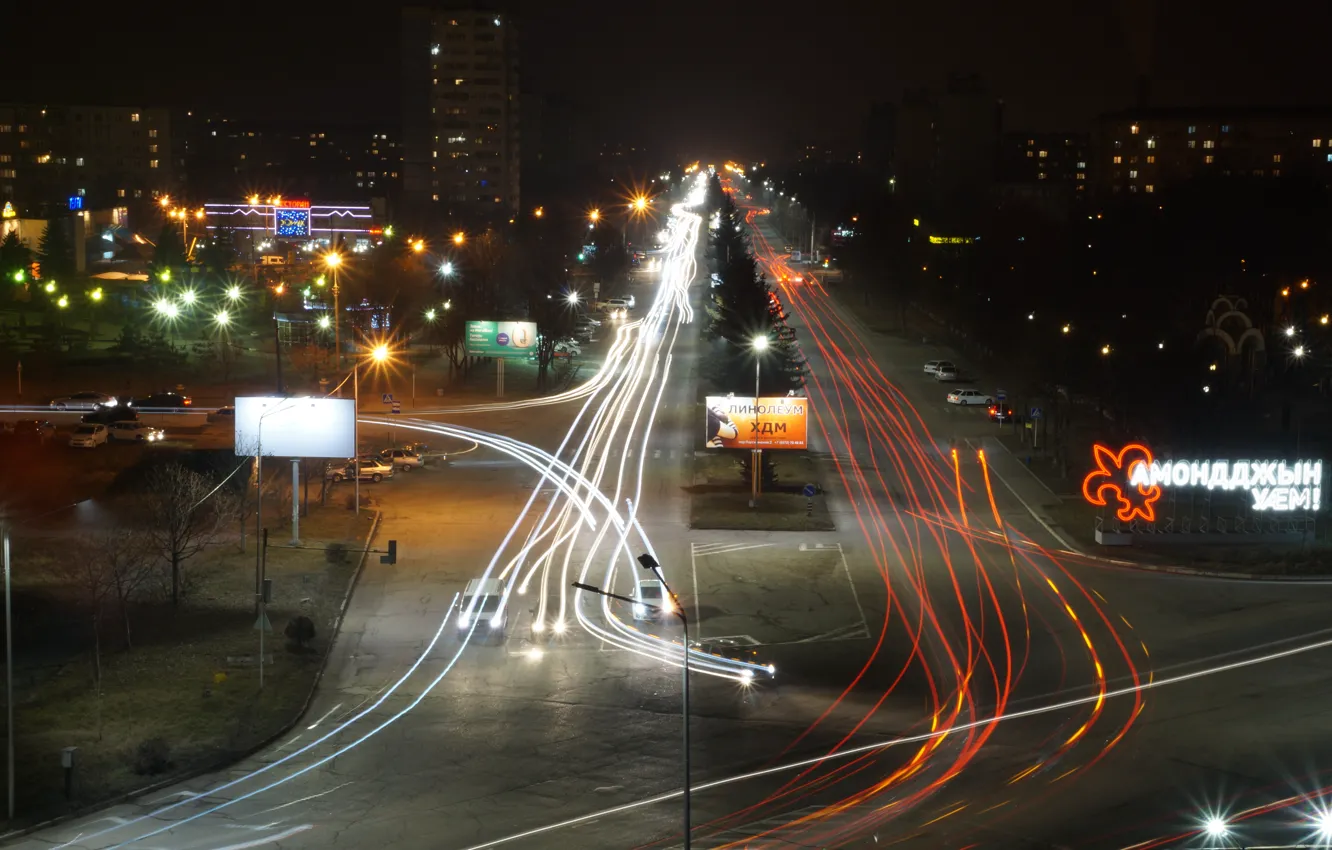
[50,391,117,410]
[108,422,166,442]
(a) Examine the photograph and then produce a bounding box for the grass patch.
[688,451,834,531]
[5,505,375,823]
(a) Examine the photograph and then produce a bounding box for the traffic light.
[380,539,397,565]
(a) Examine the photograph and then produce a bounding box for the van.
[458,578,507,641]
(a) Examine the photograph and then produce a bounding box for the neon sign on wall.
[1082,443,1323,519]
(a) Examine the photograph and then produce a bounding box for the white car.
[947,389,994,406]
[51,391,117,410]
[108,422,165,442]
[378,448,424,470]
[327,456,395,483]
[924,360,944,375]
[633,579,674,620]
[68,424,109,448]
[934,364,960,382]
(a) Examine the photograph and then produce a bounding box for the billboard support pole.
[750,358,762,507]
[289,458,300,546]
[354,367,360,515]
[497,358,505,398]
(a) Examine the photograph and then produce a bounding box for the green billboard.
[466,320,538,358]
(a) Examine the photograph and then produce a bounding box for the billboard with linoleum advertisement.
[704,396,809,450]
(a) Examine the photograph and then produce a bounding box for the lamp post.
[325,252,343,373]
[750,335,769,507]
[574,552,692,849]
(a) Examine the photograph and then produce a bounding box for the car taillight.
[183,399,192,406]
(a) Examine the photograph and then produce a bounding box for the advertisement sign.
[234,396,356,459]
[466,320,538,358]
[705,396,809,450]
[1082,442,1323,521]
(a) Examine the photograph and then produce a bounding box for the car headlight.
[489,615,503,629]
[633,604,646,618]
[458,613,470,629]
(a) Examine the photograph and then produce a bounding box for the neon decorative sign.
[1083,442,1323,517]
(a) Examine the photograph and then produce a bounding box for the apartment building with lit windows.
[0,103,175,215]
[1095,107,1332,197]
[401,3,520,224]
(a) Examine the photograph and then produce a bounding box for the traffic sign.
[996,389,1007,402]
[1030,407,1043,419]
[802,483,818,498]
[391,401,402,414]
[382,393,395,404]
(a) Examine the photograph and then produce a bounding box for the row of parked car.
[0,418,166,448]
[49,390,192,411]
[326,447,427,482]
[923,359,1014,422]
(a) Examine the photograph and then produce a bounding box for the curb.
[1,509,383,841]
[1072,549,1332,583]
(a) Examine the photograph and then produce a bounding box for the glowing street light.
[159,268,171,283]
[425,308,437,322]
[589,209,600,223]
[180,289,197,305]
[153,299,179,319]
[158,196,171,208]
[566,292,580,305]
[10,270,21,284]
[1286,325,1298,337]
[1061,324,1071,334]
[317,314,332,330]
[452,231,465,246]
[1100,344,1111,356]
[56,295,68,309]
[412,239,425,253]
[226,285,243,301]
[752,335,769,353]
[1203,816,1228,840]
[632,196,648,212]
[371,343,391,363]
[89,288,103,302]
[43,281,56,294]
[214,310,231,327]
[533,207,544,218]
[324,252,342,269]
[1312,810,1332,839]
[440,261,455,277]
[1294,345,1307,358]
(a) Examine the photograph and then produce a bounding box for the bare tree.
[96,529,153,650]
[136,464,232,608]
[56,538,117,741]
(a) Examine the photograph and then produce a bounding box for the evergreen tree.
[197,227,236,280]
[150,222,186,280]
[0,231,30,281]
[37,216,76,281]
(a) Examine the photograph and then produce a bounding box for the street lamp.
[440,261,454,277]
[566,292,579,305]
[324,252,343,371]
[452,231,465,246]
[750,336,769,507]
[214,310,230,327]
[1202,815,1228,845]
[180,288,197,306]
[573,550,694,850]
[412,239,425,253]
[589,209,600,224]
[226,285,243,301]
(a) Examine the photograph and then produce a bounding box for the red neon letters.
[1081,442,1162,523]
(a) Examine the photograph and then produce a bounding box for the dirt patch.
[3,505,376,824]
[689,451,834,531]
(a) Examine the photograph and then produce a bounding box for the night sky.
[12,0,1332,160]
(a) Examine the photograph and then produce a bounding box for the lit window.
[1038,150,1048,158]
[0,125,9,133]
[1205,155,1215,164]
[1026,150,1033,158]
[1129,169,1138,179]
[1146,139,1156,149]
[148,129,157,138]
[1203,140,1215,149]
[1221,124,1231,133]
[1076,172,1086,179]
[17,125,27,133]
[1114,141,1122,149]
[1273,169,1281,177]
[1273,154,1282,163]
[1145,185,1155,193]
[130,112,140,122]
[117,189,125,198]
[431,45,440,55]
[1130,184,1138,193]
[148,145,156,153]
[1077,161,1086,168]
[1146,155,1155,163]
[1188,140,1196,149]
[455,78,465,85]
[0,155,8,162]
[76,156,84,165]
[0,169,14,179]
[1130,124,1140,134]
[134,189,142,198]
[309,140,316,146]
[1187,125,1197,134]
[149,159,159,168]
[1038,172,1046,180]
[1113,155,1122,164]
[1314,139,1323,148]
[1327,153,1332,162]
[35,154,50,164]
[432,193,440,201]
[1027,138,1034,145]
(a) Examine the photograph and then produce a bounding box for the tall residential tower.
[402,4,520,226]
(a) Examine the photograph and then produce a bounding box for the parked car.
[50,391,117,410]
[947,389,994,406]
[633,579,672,621]
[934,363,960,382]
[326,456,395,483]
[924,360,951,376]
[82,406,139,425]
[988,404,1015,423]
[378,448,424,470]
[108,421,166,442]
[129,391,192,408]
[7,420,56,443]
[69,424,109,448]
[208,405,235,423]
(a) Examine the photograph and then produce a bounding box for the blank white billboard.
[234,396,356,458]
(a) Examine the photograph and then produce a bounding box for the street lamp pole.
[574,558,691,850]
[750,336,768,507]
[2,526,12,821]
[353,364,360,514]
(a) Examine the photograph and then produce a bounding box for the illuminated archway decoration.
[1082,443,1162,522]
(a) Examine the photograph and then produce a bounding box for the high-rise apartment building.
[401,4,520,225]
[0,104,176,214]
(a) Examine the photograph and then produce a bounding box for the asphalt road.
[8,194,1332,850]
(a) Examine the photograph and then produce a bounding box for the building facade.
[0,104,176,215]
[994,132,1089,221]
[401,4,520,224]
[1095,107,1332,197]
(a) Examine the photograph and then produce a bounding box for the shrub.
[284,615,316,648]
[132,737,171,775]
[325,542,348,564]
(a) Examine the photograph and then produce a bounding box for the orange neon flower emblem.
[1081,442,1162,523]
